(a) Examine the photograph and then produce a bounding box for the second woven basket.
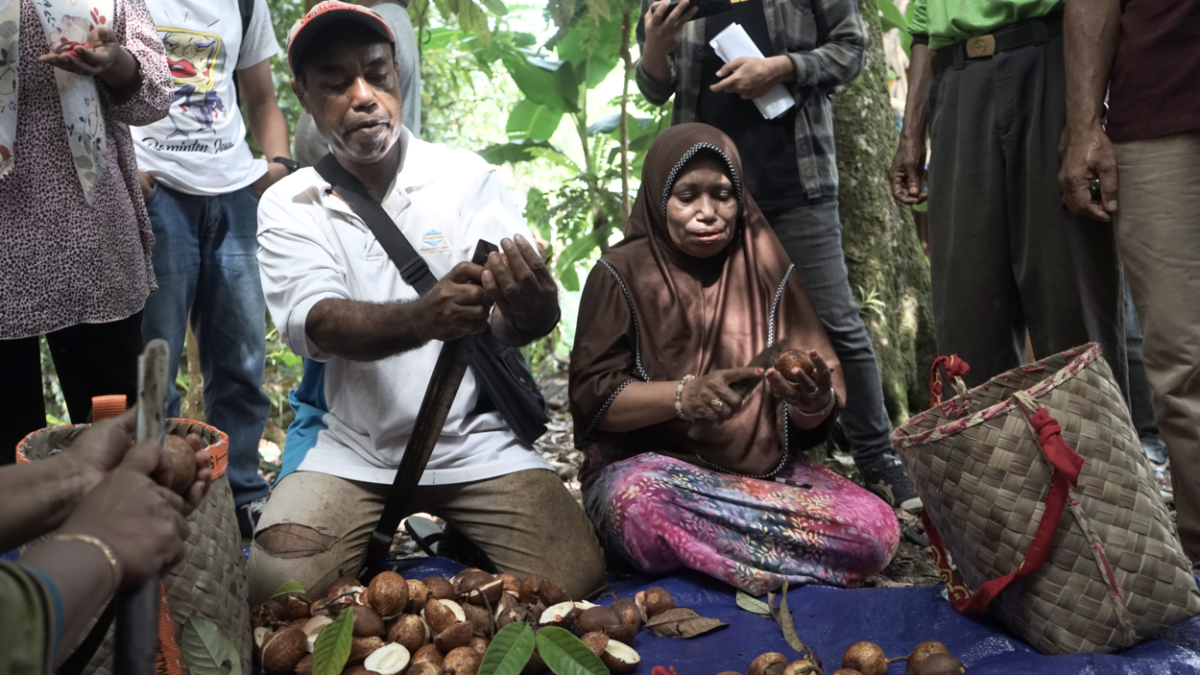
[892,343,1200,654]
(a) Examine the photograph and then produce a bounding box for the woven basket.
[892,343,1200,654]
[16,413,251,675]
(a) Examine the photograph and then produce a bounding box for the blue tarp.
[13,546,1200,674]
[395,557,1200,675]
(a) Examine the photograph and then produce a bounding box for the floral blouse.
[0,0,170,339]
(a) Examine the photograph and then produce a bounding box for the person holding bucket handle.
[0,409,210,672]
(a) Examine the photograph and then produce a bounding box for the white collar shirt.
[256,128,549,485]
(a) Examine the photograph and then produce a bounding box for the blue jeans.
[764,201,894,467]
[142,183,271,508]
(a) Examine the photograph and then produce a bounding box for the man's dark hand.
[710,56,794,100]
[889,131,928,205]
[482,234,559,338]
[413,262,493,343]
[1058,123,1118,222]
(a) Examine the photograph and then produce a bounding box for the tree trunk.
[832,0,936,423]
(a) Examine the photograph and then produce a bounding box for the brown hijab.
[569,124,845,478]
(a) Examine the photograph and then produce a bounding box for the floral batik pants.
[584,453,900,594]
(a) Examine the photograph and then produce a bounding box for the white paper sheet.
[708,22,796,120]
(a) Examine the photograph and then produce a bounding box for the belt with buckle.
[933,11,1063,70]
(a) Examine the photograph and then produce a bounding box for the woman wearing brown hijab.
[569,125,898,593]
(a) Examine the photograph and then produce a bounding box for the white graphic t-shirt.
[132,0,279,195]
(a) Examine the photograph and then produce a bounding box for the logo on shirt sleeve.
[421,230,450,256]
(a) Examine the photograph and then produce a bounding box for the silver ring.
[711,398,724,410]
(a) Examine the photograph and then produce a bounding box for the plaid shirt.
[635,0,865,200]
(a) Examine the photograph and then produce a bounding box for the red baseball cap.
[286,1,396,75]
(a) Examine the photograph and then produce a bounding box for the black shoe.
[238,497,268,541]
[861,456,922,513]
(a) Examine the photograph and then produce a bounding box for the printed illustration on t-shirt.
[160,27,225,136]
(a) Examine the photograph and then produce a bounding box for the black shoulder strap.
[238,0,253,42]
[313,153,439,294]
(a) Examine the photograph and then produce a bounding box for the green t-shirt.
[908,0,1063,51]
[0,561,51,675]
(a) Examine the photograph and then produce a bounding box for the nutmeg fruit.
[435,620,475,653]
[407,579,429,611]
[749,653,789,675]
[610,598,641,628]
[412,643,444,668]
[261,626,307,675]
[367,572,409,618]
[163,434,197,495]
[425,576,456,601]
[386,613,429,653]
[599,640,641,674]
[470,637,491,656]
[349,636,386,664]
[640,587,675,618]
[537,580,568,606]
[907,641,950,674]
[424,598,466,633]
[916,653,965,675]
[580,631,609,657]
[350,605,386,638]
[444,646,483,675]
[774,349,815,384]
[575,606,620,635]
[842,642,887,675]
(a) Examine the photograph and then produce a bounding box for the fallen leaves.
[644,608,727,638]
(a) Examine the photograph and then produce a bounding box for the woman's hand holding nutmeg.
[766,349,835,415]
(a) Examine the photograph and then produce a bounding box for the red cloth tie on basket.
[930,355,971,407]
[926,404,1084,615]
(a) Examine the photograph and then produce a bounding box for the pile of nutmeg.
[251,569,664,675]
[722,641,965,675]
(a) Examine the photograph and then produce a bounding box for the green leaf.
[312,605,355,675]
[877,0,912,54]
[556,13,622,88]
[478,623,536,675]
[457,0,492,46]
[911,201,927,213]
[271,580,306,598]
[180,616,243,675]
[478,140,559,165]
[507,100,564,141]
[736,591,772,616]
[559,262,581,291]
[555,232,599,277]
[480,0,508,14]
[877,0,907,31]
[499,47,577,112]
[535,627,608,675]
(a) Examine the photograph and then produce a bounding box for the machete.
[359,240,499,583]
[114,339,170,675]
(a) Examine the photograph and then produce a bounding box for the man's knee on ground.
[256,523,335,559]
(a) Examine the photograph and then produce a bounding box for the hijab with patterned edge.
[569,123,846,478]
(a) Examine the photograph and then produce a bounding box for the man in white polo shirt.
[248,2,606,602]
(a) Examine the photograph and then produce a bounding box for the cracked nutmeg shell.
[261,627,307,675]
[424,576,456,601]
[749,653,789,675]
[774,348,815,384]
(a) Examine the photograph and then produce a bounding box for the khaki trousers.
[1115,131,1200,566]
[247,469,607,604]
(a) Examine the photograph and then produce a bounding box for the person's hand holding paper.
[708,23,796,119]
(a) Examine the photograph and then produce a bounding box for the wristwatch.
[272,157,300,174]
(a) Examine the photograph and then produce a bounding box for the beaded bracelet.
[675,375,695,420]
